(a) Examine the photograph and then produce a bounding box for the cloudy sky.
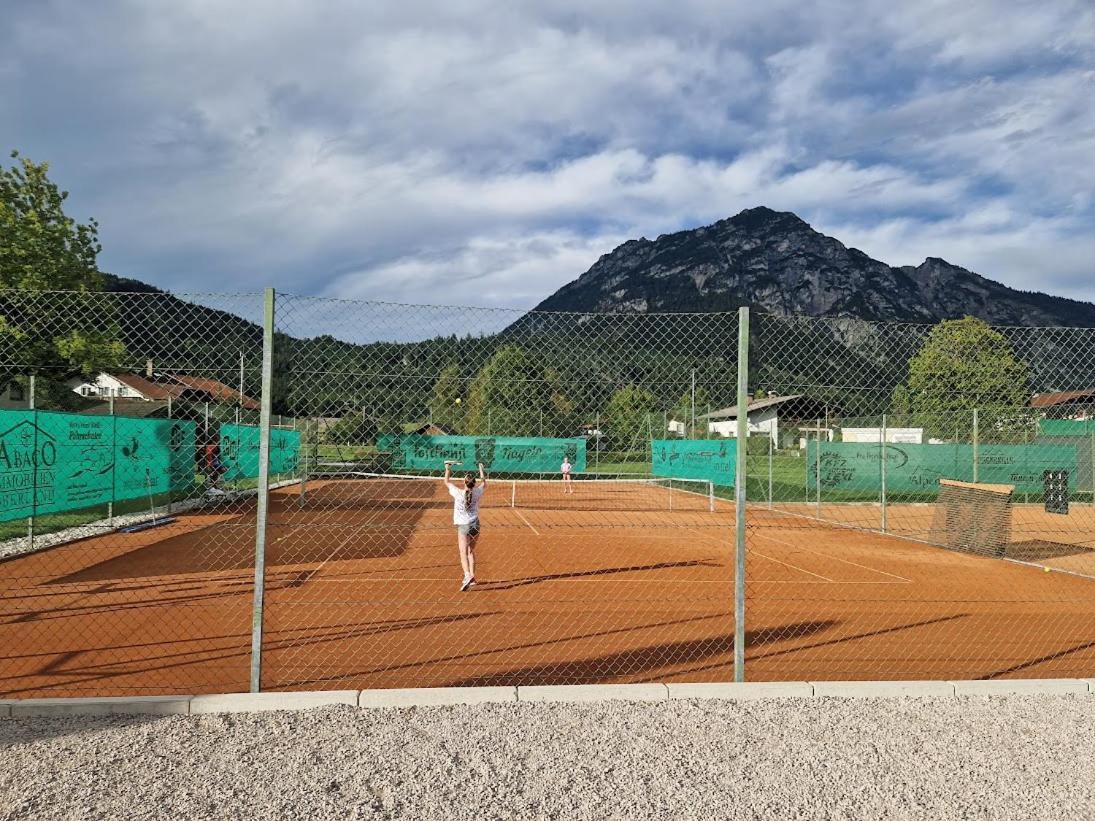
[3,0,1094,311]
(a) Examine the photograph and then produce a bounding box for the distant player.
[201,425,228,497]
[444,461,487,591]
[561,455,574,494]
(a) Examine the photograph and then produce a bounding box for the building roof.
[165,374,260,410]
[80,400,172,418]
[112,373,186,401]
[700,394,807,420]
[1031,389,1095,408]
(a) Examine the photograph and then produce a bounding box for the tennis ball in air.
[455,398,461,405]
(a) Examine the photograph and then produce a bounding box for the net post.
[511,479,516,508]
[249,287,276,693]
[733,307,749,683]
[880,414,888,533]
[708,480,714,512]
[972,408,979,483]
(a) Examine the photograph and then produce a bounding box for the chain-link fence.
[1,289,1092,696]
[746,313,1095,680]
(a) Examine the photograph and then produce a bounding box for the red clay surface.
[2,479,1094,698]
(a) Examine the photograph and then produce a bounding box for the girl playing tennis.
[444,461,487,591]
[561,455,574,494]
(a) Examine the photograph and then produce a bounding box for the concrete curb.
[517,684,669,703]
[359,687,517,707]
[189,691,359,714]
[952,679,1090,696]
[667,682,815,700]
[2,679,1092,717]
[812,681,956,698]
[6,696,193,718]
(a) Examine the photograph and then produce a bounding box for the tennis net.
[288,472,715,513]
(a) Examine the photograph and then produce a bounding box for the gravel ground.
[2,695,1094,820]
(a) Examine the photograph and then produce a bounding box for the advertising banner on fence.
[376,435,586,473]
[651,439,736,486]
[220,424,301,479]
[0,410,196,523]
[113,416,196,503]
[806,441,1078,495]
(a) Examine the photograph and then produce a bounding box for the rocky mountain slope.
[530,207,1095,327]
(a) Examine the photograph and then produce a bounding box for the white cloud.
[1,0,1092,312]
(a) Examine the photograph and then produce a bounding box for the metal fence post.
[815,418,822,517]
[250,288,276,693]
[27,373,35,549]
[690,369,696,439]
[734,307,749,683]
[880,413,887,533]
[108,395,115,526]
[166,395,173,516]
[972,408,979,483]
[767,432,773,509]
[595,413,600,470]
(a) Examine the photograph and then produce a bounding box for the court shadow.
[444,621,837,687]
[984,637,1095,679]
[1004,539,1094,561]
[47,504,433,586]
[482,559,721,591]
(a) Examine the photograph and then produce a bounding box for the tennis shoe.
[460,575,473,592]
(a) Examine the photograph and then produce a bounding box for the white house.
[69,371,259,410]
[701,394,833,446]
[69,372,184,401]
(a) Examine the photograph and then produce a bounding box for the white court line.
[302,576,904,585]
[685,526,834,582]
[514,510,541,535]
[751,529,913,583]
[747,549,835,582]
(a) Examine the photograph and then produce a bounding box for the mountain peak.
[528,210,1095,327]
[724,206,811,232]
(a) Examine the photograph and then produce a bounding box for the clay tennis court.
[2,477,1094,699]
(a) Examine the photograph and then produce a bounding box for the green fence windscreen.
[1040,419,1095,436]
[806,441,1078,495]
[220,424,301,479]
[377,435,586,473]
[651,438,736,486]
[0,409,196,523]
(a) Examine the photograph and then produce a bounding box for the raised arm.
[478,462,487,489]
[443,461,459,491]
